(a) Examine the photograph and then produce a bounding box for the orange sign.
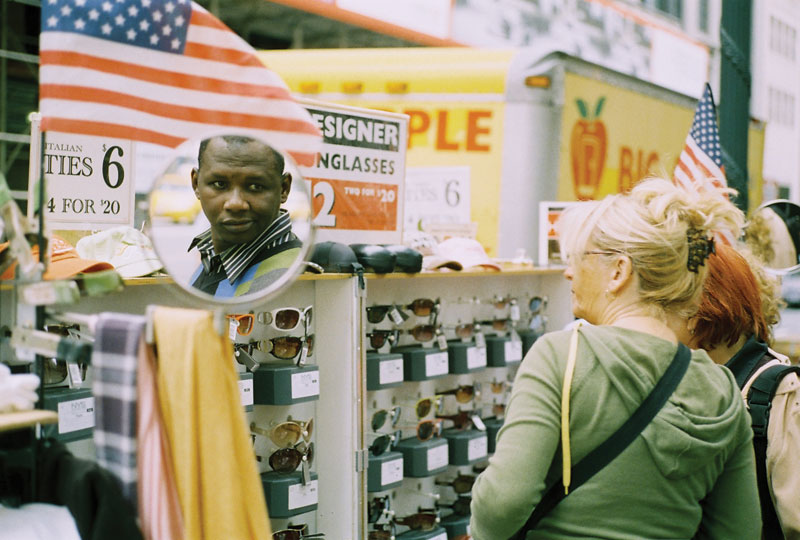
[309,177,398,231]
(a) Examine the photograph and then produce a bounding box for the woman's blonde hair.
[557,177,745,318]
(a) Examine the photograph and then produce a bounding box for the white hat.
[422,237,501,271]
[76,226,163,278]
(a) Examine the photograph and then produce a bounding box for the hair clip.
[686,227,715,273]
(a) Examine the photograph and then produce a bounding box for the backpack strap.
[747,363,800,438]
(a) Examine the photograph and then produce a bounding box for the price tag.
[475,331,486,349]
[471,415,486,432]
[509,301,521,322]
[425,352,449,377]
[291,369,320,399]
[288,479,318,510]
[67,362,83,389]
[389,306,406,325]
[37,132,134,230]
[468,435,488,461]
[298,341,310,367]
[467,346,487,369]
[436,333,448,351]
[228,319,239,341]
[57,397,95,434]
[238,378,253,407]
[20,281,80,305]
[381,458,404,485]
[427,443,449,471]
[504,340,523,364]
[379,358,404,385]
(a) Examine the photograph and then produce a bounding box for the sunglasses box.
[441,514,470,537]
[446,340,487,374]
[367,450,404,492]
[392,345,450,381]
[261,471,319,518]
[395,436,449,477]
[396,527,448,540]
[442,428,488,466]
[516,328,540,356]
[238,372,254,412]
[483,416,505,454]
[253,364,320,405]
[485,336,524,367]
[42,387,95,443]
[366,352,405,390]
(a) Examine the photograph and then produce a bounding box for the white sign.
[238,377,253,407]
[57,396,95,434]
[288,479,319,510]
[379,358,404,385]
[32,132,134,230]
[468,435,488,461]
[538,201,581,266]
[466,346,487,369]
[291,369,321,399]
[337,0,452,39]
[427,443,449,471]
[404,166,471,234]
[504,340,523,364]
[381,458,404,485]
[425,351,450,377]
[299,100,408,245]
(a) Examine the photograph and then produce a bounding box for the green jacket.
[470,325,760,540]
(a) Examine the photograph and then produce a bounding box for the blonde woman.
[470,178,760,539]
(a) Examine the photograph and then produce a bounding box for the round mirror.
[744,199,800,275]
[146,132,314,307]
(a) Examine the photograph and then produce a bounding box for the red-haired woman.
[682,243,800,539]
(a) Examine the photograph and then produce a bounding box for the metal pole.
[719,0,752,212]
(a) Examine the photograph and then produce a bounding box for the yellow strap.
[561,322,582,495]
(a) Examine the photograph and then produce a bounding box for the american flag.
[39,0,321,166]
[673,83,727,197]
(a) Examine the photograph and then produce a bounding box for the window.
[698,0,709,33]
[769,15,797,62]
[768,87,797,127]
[640,0,683,21]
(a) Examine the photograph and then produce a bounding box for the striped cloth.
[92,312,146,508]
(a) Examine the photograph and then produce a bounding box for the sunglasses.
[437,385,476,403]
[366,329,398,350]
[492,403,506,417]
[255,335,315,362]
[435,474,476,494]
[269,441,314,473]
[366,299,439,324]
[404,298,439,317]
[371,407,402,431]
[368,526,395,540]
[369,430,402,456]
[399,324,439,342]
[368,496,392,524]
[408,396,443,419]
[394,511,439,531]
[440,496,471,517]
[443,323,475,340]
[435,411,474,430]
[407,419,442,441]
[42,324,88,386]
[528,295,547,314]
[272,524,325,540]
[366,304,405,325]
[226,313,255,336]
[478,319,512,332]
[490,380,507,393]
[251,418,313,447]
[486,295,513,309]
[257,306,313,332]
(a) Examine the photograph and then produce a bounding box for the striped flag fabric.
[673,83,727,197]
[39,0,321,166]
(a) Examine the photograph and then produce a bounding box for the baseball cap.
[422,237,502,272]
[0,235,113,281]
[76,226,163,278]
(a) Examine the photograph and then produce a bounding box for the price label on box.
[427,443,449,471]
[291,369,320,399]
[381,458,404,485]
[31,131,134,230]
[379,358,404,385]
[504,340,523,363]
[57,397,95,434]
[425,352,449,377]
[468,435,488,461]
[300,101,408,245]
[467,346,487,369]
[238,377,253,407]
[288,479,318,510]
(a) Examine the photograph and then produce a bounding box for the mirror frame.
[144,132,316,310]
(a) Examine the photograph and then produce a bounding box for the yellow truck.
[258,47,765,260]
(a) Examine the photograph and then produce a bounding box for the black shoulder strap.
[511,343,692,539]
[748,364,800,437]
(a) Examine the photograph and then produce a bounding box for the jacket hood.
[577,325,749,479]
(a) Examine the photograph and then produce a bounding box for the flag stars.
[150,33,159,44]
[152,10,162,22]
[174,15,185,26]
[171,38,181,49]
[126,28,137,40]
[139,19,150,30]
[127,5,138,16]
[74,0,86,6]
[101,1,112,12]
[46,15,59,27]
[48,0,57,4]
[74,18,85,30]
[141,0,151,6]
[162,24,171,36]
[88,9,99,20]
[165,1,175,13]
[60,4,72,15]
[115,14,125,25]
[101,23,112,34]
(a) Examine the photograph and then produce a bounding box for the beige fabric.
[765,370,800,540]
